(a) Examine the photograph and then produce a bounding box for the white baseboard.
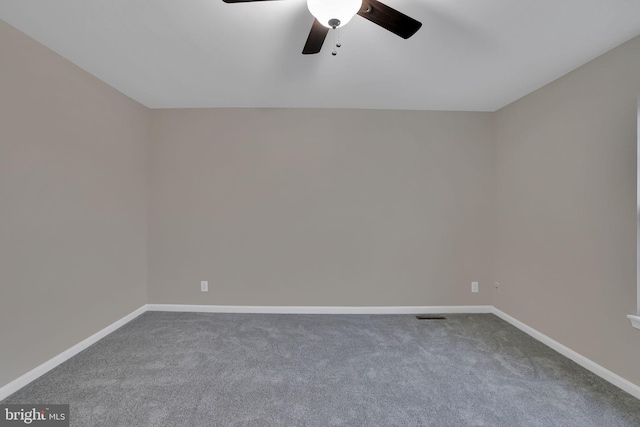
[628,314,640,329]
[146,304,494,315]
[0,304,147,401]
[491,307,640,400]
[3,303,638,403]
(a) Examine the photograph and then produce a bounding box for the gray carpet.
[2,312,640,426]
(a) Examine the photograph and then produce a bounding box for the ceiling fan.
[222,0,422,55]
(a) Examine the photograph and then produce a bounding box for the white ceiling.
[2,0,640,111]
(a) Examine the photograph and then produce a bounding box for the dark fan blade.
[222,0,279,3]
[357,0,422,39]
[302,19,329,54]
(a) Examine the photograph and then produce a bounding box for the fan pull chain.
[332,28,338,56]
[331,27,342,56]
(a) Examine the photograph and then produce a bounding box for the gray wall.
[494,36,640,385]
[148,109,495,306]
[0,20,149,386]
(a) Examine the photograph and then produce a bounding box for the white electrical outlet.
[200,281,208,292]
[495,282,500,293]
[471,281,478,293]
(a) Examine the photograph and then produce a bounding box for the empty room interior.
[1,0,640,425]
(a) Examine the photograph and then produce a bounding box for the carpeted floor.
[2,312,640,426]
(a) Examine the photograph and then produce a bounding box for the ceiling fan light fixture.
[307,0,363,28]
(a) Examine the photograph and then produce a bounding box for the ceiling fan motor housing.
[307,0,363,28]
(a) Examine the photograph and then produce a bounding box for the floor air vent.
[415,315,446,320]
